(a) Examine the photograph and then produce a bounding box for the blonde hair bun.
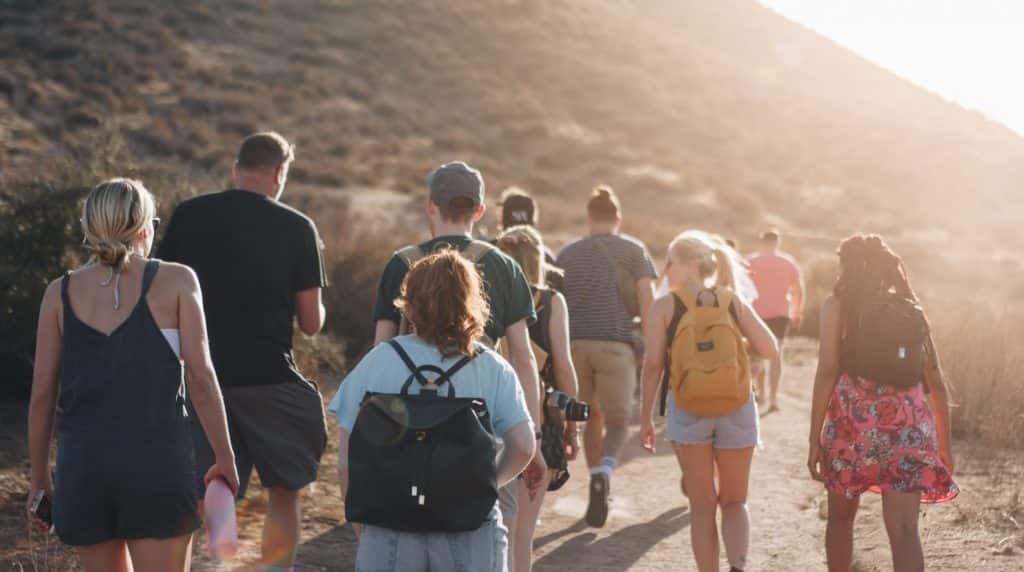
[82,178,156,271]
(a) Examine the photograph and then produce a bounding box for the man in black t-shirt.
[157,132,328,570]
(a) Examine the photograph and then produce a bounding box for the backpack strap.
[658,293,687,417]
[461,240,496,263]
[529,288,555,356]
[396,245,427,269]
[433,346,481,387]
[388,340,481,398]
[388,340,429,386]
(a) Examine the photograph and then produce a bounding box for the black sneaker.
[585,473,610,527]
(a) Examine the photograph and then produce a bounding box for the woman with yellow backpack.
[639,231,778,572]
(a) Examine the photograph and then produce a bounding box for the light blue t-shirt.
[328,335,533,437]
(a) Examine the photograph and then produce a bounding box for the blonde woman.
[497,225,580,572]
[27,179,237,571]
[639,231,777,572]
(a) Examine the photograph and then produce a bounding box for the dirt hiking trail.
[185,339,1024,571]
[3,340,1020,570]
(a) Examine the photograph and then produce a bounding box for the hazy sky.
[759,1,1024,135]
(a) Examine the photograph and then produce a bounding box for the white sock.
[600,457,618,478]
[589,466,604,477]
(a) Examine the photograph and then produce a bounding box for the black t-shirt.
[156,189,328,387]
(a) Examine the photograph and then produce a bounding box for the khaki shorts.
[571,340,637,419]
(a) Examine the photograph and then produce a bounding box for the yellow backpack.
[667,286,750,417]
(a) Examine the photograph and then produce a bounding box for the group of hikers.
[26,131,958,572]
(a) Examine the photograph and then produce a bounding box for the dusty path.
[4,340,1019,570]
[527,340,1024,571]
[188,339,1023,571]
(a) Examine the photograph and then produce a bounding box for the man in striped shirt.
[557,185,657,527]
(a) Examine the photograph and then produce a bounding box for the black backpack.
[345,340,498,532]
[845,295,930,388]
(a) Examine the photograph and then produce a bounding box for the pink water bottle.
[204,477,239,560]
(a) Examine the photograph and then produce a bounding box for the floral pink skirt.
[821,374,958,503]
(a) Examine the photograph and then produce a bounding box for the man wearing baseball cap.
[370,161,546,567]
[497,187,564,291]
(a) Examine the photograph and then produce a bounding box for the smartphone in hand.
[29,490,54,534]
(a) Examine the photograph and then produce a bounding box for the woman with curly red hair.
[329,250,536,571]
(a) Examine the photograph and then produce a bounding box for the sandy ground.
[2,339,1022,570]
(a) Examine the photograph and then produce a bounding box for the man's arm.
[292,219,328,335]
[374,320,398,346]
[296,287,326,336]
[791,265,805,329]
[636,277,655,328]
[503,319,541,425]
[371,256,407,345]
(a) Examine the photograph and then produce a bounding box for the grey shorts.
[190,379,328,497]
[356,518,508,572]
[665,396,759,449]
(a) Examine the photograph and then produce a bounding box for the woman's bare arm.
[27,280,63,494]
[734,297,779,359]
[547,292,579,398]
[922,330,954,471]
[640,295,674,425]
[176,265,238,491]
[809,296,842,445]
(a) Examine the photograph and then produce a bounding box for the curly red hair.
[395,250,490,358]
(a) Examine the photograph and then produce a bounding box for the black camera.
[545,389,590,422]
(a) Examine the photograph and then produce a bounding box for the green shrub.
[0,183,89,396]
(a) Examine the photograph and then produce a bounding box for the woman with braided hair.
[807,234,957,571]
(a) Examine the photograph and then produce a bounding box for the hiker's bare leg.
[78,539,132,572]
[826,492,860,572]
[584,407,604,469]
[513,471,551,572]
[675,442,718,572]
[264,486,302,568]
[716,447,754,571]
[127,535,193,572]
[752,360,766,404]
[769,353,783,409]
[601,410,630,464]
[882,492,924,572]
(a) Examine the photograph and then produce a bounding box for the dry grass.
[932,308,1024,449]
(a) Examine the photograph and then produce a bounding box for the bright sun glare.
[760,0,1024,135]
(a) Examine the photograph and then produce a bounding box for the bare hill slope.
[3,0,1022,254]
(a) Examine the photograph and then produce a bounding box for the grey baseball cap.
[427,161,485,208]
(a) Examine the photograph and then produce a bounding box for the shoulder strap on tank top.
[140,260,160,297]
[60,271,72,310]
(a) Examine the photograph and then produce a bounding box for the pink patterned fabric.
[821,374,958,503]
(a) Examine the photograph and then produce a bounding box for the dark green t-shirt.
[373,235,536,342]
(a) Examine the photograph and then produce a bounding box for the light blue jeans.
[355,518,508,572]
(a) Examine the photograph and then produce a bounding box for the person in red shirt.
[747,230,804,412]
